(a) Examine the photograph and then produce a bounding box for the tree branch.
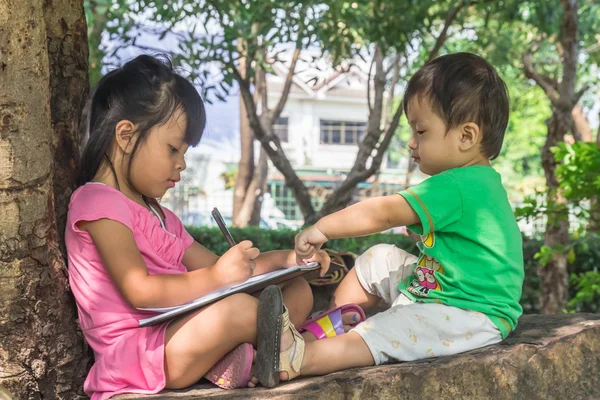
[272,46,301,121]
[319,45,386,217]
[366,54,375,114]
[427,0,467,62]
[384,53,401,129]
[523,50,560,104]
[234,67,315,220]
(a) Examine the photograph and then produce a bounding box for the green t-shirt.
[398,166,524,338]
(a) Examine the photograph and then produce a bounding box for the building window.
[273,117,289,142]
[268,181,324,222]
[320,120,366,145]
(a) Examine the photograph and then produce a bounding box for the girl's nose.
[177,157,186,171]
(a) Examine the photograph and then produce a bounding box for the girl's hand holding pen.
[212,240,260,286]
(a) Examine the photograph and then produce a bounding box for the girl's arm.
[253,249,331,277]
[181,241,220,271]
[82,219,258,309]
[251,250,293,275]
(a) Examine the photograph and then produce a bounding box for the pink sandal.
[298,304,366,339]
[204,343,253,389]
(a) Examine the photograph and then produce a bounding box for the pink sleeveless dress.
[65,183,194,399]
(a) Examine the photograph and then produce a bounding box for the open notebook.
[137,262,321,327]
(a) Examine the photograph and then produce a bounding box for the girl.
[65,54,329,399]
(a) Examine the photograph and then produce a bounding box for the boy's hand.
[301,249,331,277]
[213,240,260,286]
[295,226,328,265]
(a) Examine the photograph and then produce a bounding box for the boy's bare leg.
[281,331,375,380]
[327,268,380,331]
[330,268,380,310]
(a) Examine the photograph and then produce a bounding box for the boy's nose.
[408,134,417,150]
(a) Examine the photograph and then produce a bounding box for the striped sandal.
[298,304,366,339]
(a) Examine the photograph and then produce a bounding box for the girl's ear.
[114,120,137,154]
[458,122,481,152]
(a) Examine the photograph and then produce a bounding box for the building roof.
[267,50,370,100]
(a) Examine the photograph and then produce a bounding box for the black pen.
[211,207,236,247]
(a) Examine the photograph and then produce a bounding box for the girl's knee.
[207,293,258,330]
[283,277,313,302]
[290,276,312,292]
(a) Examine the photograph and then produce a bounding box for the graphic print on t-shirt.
[407,232,445,297]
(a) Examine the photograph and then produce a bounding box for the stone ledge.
[118,314,600,400]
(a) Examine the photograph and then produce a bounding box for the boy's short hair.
[403,52,509,160]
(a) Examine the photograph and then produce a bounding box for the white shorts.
[351,244,502,365]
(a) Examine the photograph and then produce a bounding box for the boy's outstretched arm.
[296,194,419,262]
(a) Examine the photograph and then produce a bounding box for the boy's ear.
[458,122,480,151]
[114,120,137,154]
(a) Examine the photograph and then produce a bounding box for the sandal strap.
[279,307,305,379]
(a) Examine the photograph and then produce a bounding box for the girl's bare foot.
[247,350,259,388]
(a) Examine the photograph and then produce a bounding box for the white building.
[263,60,418,223]
[164,58,418,225]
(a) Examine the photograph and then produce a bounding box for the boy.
[254,52,524,386]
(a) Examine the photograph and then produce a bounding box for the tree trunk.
[540,115,570,314]
[248,147,269,226]
[0,0,90,398]
[232,42,255,227]
[537,0,580,314]
[588,112,600,233]
[232,95,255,226]
[316,45,399,221]
[237,68,315,222]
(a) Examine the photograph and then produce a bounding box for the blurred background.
[84,0,600,314]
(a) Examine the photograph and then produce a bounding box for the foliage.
[85,0,357,102]
[516,142,600,313]
[554,142,600,203]
[516,143,600,231]
[566,233,600,313]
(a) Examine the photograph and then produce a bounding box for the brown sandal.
[256,285,305,387]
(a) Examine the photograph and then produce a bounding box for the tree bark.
[235,43,315,222]
[232,40,255,227]
[247,147,269,226]
[232,94,255,226]
[0,0,90,398]
[536,0,580,314]
[541,115,571,314]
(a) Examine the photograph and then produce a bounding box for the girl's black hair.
[78,54,206,187]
